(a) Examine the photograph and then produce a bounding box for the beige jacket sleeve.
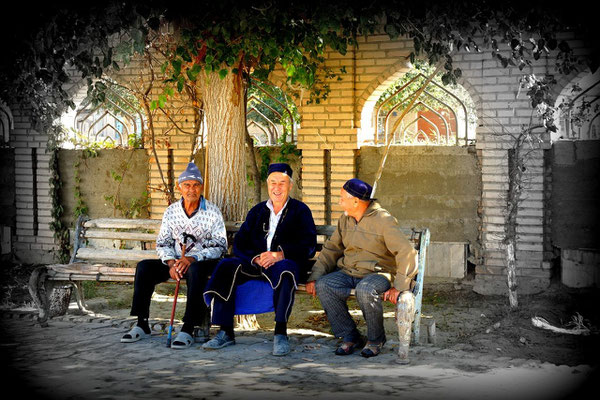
[383,220,418,291]
[307,219,345,282]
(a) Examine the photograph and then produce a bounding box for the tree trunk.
[505,147,521,309]
[199,69,247,221]
[199,68,259,329]
[244,84,262,205]
[245,129,262,205]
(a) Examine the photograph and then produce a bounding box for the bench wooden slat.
[84,229,158,241]
[76,247,158,262]
[50,273,136,282]
[83,218,161,230]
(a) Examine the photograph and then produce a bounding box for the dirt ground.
[1,262,599,367]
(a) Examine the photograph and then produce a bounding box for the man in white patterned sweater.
[121,162,227,349]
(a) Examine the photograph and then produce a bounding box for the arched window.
[363,63,477,147]
[59,81,144,149]
[0,101,13,147]
[246,78,299,146]
[554,70,600,142]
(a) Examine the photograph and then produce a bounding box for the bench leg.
[395,291,416,365]
[28,266,51,327]
[28,267,75,326]
[194,311,212,342]
[72,282,91,314]
[421,315,437,345]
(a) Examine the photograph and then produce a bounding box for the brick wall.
[108,54,199,220]
[7,30,592,294]
[295,32,589,294]
[9,107,55,263]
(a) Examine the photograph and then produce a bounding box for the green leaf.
[219,68,228,79]
[160,61,169,74]
[158,94,166,108]
[186,64,201,81]
[171,59,182,76]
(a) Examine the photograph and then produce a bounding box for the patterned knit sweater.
[156,197,227,263]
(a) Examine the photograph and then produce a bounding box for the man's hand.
[383,287,401,304]
[167,256,194,281]
[256,251,283,269]
[305,281,316,297]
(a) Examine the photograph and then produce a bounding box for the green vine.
[258,147,272,181]
[103,153,150,218]
[47,125,70,263]
[73,148,98,219]
[256,135,301,182]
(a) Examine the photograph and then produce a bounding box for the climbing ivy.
[73,148,98,219]
[47,125,70,262]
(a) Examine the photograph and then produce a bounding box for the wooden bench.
[29,215,431,352]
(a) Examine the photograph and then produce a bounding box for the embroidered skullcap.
[343,178,375,201]
[178,162,203,184]
[267,163,293,179]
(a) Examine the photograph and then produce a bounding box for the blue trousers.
[315,270,391,343]
[205,257,299,327]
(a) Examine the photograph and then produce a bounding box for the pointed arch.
[356,62,482,147]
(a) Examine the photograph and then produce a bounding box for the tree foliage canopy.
[1,0,597,129]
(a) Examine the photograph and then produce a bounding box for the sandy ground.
[68,274,599,367]
[1,262,599,399]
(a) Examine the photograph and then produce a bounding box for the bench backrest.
[72,216,428,263]
[71,215,429,297]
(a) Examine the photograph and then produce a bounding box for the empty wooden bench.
[29,215,431,350]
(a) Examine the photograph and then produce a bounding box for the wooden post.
[395,291,416,364]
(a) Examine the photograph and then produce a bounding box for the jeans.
[315,270,390,343]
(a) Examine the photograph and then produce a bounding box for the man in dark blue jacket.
[203,163,316,356]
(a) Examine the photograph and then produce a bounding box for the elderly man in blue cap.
[121,162,227,349]
[305,178,418,358]
[203,163,317,356]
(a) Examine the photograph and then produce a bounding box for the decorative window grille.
[372,72,476,146]
[246,79,298,146]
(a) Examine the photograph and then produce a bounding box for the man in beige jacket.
[305,178,417,358]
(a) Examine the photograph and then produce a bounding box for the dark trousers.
[207,257,298,327]
[130,258,218,326]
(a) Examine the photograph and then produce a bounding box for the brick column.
[10,108,56,263]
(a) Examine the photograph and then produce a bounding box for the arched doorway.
[356,62,481,280]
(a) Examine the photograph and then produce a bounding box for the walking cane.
[166,233,195,347]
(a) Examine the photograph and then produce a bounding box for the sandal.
[360,338,386,358]
[121,326,151,343]
[335,336,366,356]
[171,331,194,349]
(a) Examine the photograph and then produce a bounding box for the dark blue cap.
[267,163,293,179]
[343,178,374,201]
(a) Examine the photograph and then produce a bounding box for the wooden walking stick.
[166,233,196,347]
[166,246,184,348]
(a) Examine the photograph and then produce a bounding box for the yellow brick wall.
[111,51,199,220]
[296,35,413,224]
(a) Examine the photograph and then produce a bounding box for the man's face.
[178,180,203,204]
[339,188,358,215]
[267,172,292,204]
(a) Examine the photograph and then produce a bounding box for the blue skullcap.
[343,178,375,201]
[178,162,203,184]
[267,163,293,179]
